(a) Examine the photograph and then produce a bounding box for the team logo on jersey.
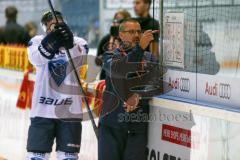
[48,59,67,86]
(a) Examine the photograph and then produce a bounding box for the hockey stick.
[47,0,98,138]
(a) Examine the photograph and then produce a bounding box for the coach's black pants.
[98,124,148,160]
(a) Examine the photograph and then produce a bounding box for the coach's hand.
[139,30,154,50]
[124,93,140,112]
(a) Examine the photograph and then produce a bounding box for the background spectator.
[134,0,159,57]
[24,21,38,39]
[2,6,30,46]
[96,9,131,79]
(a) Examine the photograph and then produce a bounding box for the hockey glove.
[54,23,74,49]
[39,28,62,59]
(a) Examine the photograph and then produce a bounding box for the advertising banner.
[163,69,196,100]
[147,98,240,160]
[0,45,31,71]
[163,69,240,111]
[147,104,209,160]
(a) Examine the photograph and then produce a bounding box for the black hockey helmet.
[41,10,63,25]
[41,10,63,32]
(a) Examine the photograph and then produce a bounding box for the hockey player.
[26,11,88,160]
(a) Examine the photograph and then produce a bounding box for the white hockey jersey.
[27,35,88,119]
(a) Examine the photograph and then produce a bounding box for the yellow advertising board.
[0,45,31,71]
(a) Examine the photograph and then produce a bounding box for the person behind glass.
[98,19,157,160]
[26,11,88,160]
[2,6,30,46]
[133,0,159,58]
[95,9,131,80]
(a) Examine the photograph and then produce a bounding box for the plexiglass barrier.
[161,0,240,111]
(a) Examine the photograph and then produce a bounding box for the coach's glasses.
[121,30,142,35]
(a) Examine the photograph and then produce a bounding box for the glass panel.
[196,0,240,110]
[162,0,197,100]
[161,0,240,111]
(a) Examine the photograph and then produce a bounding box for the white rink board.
[164,69,240,111]
[147,97,240,160]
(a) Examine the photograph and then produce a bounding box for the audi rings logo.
[219,83,231,99]
[169,77,190,93]
[180,78,190,92]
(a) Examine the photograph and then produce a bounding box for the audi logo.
[219,83,231,99]
[180,78,190,92]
